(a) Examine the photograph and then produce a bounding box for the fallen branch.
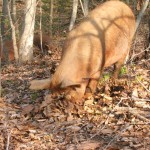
[103,124,132,150]
[6,129,12,150]
[90,97,125,139]
[114,106,150,123]
[135,76,150,93]
[132,96,150,102]
[129,45,150,62]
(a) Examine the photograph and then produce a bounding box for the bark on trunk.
[69,0,78,31]
[1,0,8,61]
[19,0,37,63]
[49,0,53,35]
[8,0,19,62]
[83,0,89,16]
[136,0,149,31]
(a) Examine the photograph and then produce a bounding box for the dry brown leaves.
[1,24,150,149]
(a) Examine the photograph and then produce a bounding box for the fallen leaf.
[40,94,54,109]
[132,88,139,98]
[66,125,81,132]
[101,128,113,134]
[21,104,34,115]
[77,140,101,150]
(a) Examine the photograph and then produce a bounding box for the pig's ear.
[60,80,81,88]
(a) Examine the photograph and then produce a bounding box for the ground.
[1,22,150,149]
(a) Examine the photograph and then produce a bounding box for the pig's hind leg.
[113,54,128,79]
[113,40,131,79]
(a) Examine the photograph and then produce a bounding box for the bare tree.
[11,0,19,39]
[136,0,149,31]
[0,21,2,97]
[1,0,8,61]
[83,0,89,16]
[133,0,137,13]
[19,0,37,63]
[79,0,85,16]
[1,0,8,37]
[126,0,130,4]
[49,0,54,35]
[69,0,78,31]
[39,0,43,53]
[11,0,16,23]
[7,0,19,61]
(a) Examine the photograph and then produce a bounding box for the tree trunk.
[133,0,137,13]
[1,0,8,61]
[19,0,37,63]
[1,0,8,37]
[11,0,16,23]
[79,0,85,16]
[83,0,89,16]
[11,0,19,39]
[49,0,53,35]
[0,33,1,97]
[7,0,19,62]
[126,0,130,4]
[0,25,2,96]
[136,0,149,31]
[39,0,43,53]
[69,0,78,31]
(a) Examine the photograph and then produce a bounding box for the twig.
[90,97,125,139]
[6,129,12,150]
[114,106,150,123]
[132,96,150,102]
[129,45,150,62]
[102,124,132,150]
[135,76,150,93]
[79,0,86,16]
[109,123,150,125]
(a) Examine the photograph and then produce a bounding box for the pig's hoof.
[65,90,85,105]
[73,98,84,105]
[65,94,84,105]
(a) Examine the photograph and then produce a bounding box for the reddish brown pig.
[0,41,15,61]
[0,34,52,61]
[33,33,52,52]
[30,1,135,104]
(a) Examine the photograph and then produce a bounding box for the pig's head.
[60,80,88,105]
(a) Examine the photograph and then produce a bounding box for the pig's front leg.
[65,82,87,105]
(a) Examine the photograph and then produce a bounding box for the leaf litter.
[1,25,150,149]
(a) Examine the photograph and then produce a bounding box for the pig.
[30,1,136,104]
[0,34,52,61]
[0,40,15,61]
[33,33,52,53]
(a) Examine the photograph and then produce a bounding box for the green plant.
[103,73,110,82]
[120,66,127,75]
[31,93,39,102]
[136,75,143,82]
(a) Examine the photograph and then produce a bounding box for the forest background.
[0,0,150,149]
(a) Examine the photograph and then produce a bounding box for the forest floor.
[1,23,150,149]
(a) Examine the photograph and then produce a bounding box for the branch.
[114,106,150,123]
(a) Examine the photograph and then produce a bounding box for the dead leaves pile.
[1,35,150,149]
[1,57,150,150]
